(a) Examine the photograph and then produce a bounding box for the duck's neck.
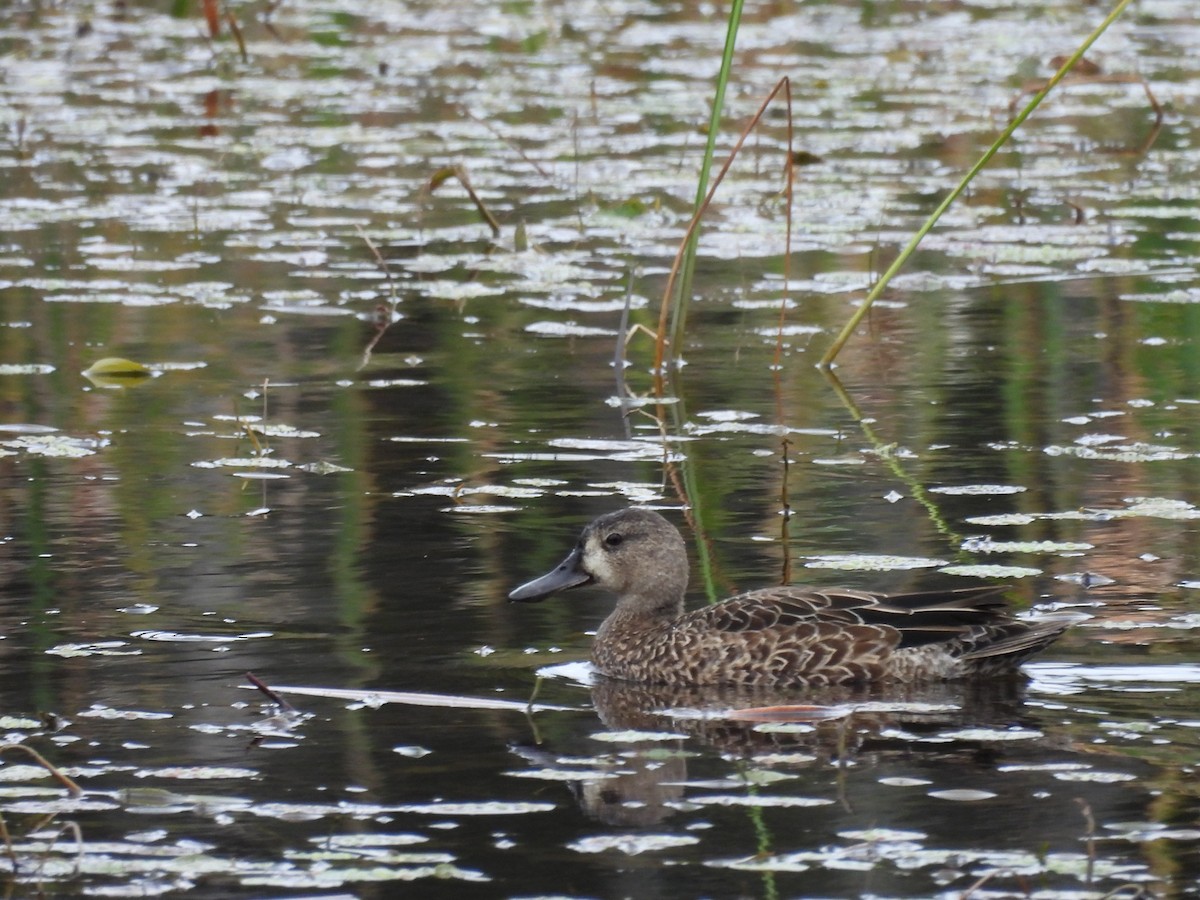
[596,591,685,640]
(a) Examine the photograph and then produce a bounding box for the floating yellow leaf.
[84,355,151,376]
[83,357,154,388]
[84,357,152,377]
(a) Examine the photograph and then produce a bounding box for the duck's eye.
[604,532,624,548]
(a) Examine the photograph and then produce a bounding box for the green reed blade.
[819,0,1135,368]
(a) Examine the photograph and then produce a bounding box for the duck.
[508,507,1071,687]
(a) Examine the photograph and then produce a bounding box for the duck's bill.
[508,546,592,602]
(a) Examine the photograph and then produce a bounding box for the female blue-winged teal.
[509,508,1070,687]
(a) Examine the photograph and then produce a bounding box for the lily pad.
[0,434,106,458]
[930,484,1026,495]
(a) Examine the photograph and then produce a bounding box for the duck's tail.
[959,615,1081,672]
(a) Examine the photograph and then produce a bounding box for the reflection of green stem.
[819,0,1135,366]
[739,767,779,900]
[689,497,721,606]
[670,0,746,352]
[526,675,543,711]
[524,676,545,745]
[822,369,962,551]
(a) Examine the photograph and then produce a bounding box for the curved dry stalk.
[654,76,795,374]
[427,164,501,237]
[0,744,83,798]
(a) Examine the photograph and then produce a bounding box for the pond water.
[1,0,1199,896]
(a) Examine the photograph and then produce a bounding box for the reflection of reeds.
[648,0,1150,370]
[822,368,961,552]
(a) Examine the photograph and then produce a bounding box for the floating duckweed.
[590,730,687,743]
[568,834,699,855]
[805,554,948,571]
[940,564,1042,578]
[929,484,1026,495]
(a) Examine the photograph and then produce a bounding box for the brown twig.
[773,85,795,373]
[201,0,220,38]
[356,225,399,309]
[428,165,501,237]
[261,0,284,40]
[246,672,299,714]
[355,226,403,368]
[0,744,83,798]
[225,9,248,63]
[455,105,552,180]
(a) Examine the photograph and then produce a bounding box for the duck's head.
[508,508,689,604]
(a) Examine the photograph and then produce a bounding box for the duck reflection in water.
[511,677,1046,827]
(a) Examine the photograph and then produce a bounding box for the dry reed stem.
[428,165,501,237]
[0,744,83,798]
[653,77,795,374]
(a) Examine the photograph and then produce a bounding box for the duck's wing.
[672,588,901,685]
[661,586,1064,685]
[957,616,1074,661]
[692,585,1014,649]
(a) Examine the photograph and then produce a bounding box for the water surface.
[1,0,1199,895]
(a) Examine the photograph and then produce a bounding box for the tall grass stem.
[667,0,746,359]
[819,0,1134,367]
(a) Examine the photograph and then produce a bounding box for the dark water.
[1,0,1199,896]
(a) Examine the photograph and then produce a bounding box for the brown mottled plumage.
[509,508,1070,687]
